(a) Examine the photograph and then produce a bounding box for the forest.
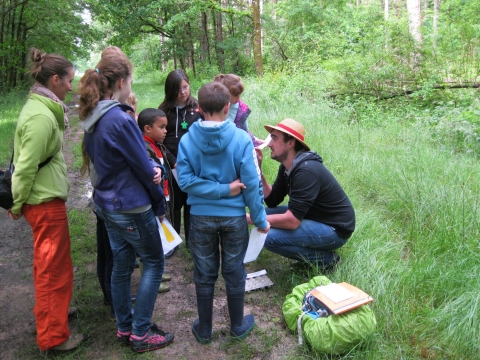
[0,0,479,359]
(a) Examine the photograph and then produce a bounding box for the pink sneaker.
[116,330,131,345]
[129,324,174,353]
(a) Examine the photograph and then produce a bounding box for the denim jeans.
[189,215,249,294]
[96,206,164,336]
[264,206,349,265]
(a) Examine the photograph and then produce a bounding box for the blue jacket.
[81,101,165,216]
[177,120,267,229]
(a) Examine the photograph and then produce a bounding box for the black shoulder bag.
[0,151,53,210]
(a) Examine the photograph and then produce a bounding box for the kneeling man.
[251,118,355,270]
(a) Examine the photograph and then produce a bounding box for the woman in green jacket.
[8,48,85,352]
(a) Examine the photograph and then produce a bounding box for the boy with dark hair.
[138,108,176,271]
[177,82,270,344]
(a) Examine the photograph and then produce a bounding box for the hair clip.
[95,68,100,73]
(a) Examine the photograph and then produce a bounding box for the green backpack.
[282,275,377,354]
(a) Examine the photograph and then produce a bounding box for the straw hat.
[264,118,310,151]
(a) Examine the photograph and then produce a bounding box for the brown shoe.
[50,333,87,351]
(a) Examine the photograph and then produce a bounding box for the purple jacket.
[234,100,259,146]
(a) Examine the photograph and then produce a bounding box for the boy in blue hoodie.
[177,82,270,343]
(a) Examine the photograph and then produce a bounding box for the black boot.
[227,291,255,340]
[173,210,182,235]
[192,287,214,344]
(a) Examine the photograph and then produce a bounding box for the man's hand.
[257,221,270,234]
[158,215,165,223]
[230,179,246,196]
[8,209,22,220]
[153,167,162,185]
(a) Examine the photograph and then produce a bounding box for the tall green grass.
[242,75,478,359]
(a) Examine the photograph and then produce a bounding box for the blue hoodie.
[177,120,267,230]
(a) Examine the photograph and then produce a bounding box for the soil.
[0,100,298,359]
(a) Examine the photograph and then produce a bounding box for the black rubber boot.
[192,287,214,344]
[173,210,182,235]
[227,291,255,340]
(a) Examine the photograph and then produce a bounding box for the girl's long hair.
[158,69,196,112]
[78,51,133,176]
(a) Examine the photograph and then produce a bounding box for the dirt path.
[0,102,298,359]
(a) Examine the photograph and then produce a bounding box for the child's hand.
[258,221,270,234]
[246,213,252,225]
[153,167,162,185]
[230,179,246,196]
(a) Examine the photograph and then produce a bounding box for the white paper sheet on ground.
[255,134,272,150]
[156,218,183,255]
[171,168,178,183]
[244,228,267,263]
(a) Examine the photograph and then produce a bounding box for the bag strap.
[38,156,53,170]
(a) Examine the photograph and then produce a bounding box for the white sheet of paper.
[244,228,267,263]
[171,168,178,183]
[316,283,354,303]
[156,218,183,255]
[256,134,272,150]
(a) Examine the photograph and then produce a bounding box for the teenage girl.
[78,51,174,353]
[213,73,262,146]
[159,69,200,250]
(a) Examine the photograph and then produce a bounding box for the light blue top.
[177,119,267,229]
[227,102,239,123]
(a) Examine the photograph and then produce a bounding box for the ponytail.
[28,47,72,86]
[77,53,133,120]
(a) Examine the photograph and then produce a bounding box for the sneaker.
[130,324,174,353]
[117,330,131,345]
[49,333,88,351]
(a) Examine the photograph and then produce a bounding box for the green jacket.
[11,93,69,214]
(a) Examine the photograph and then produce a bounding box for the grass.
[3,73,480,359]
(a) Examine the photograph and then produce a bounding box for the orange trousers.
[23,198,73,351]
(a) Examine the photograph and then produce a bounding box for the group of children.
[78,46,270,353]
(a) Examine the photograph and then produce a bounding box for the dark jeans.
[189,215,249,294]
[96,206,164,336]
[264,206,349,265]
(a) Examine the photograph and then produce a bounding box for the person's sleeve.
[177,136,231,199]
[287,166,322,220]
[117,120,165,216]
[264,166,287,208]
[11,115,53,214]
[240,141,267,229]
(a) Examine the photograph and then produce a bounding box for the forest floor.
[0,99,298,359]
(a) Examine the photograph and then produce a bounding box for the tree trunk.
[407,0,422,43]
[215,7,224,73]
[186,22,195,76]
[252,0,263,75]
[384,0,389,20]
[199,11,210,63]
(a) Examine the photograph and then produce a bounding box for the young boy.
[176,82,270,343]
[137,109,175,287]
